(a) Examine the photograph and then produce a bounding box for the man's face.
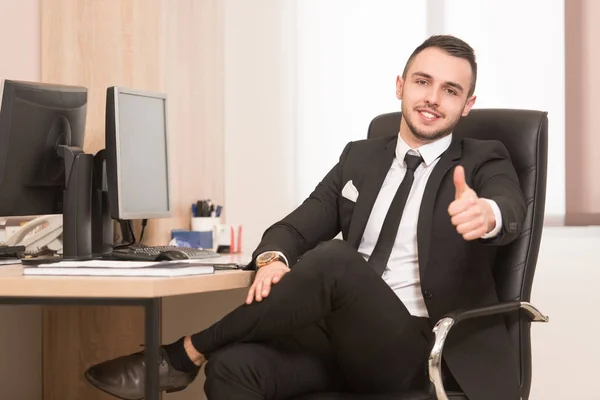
[396,47,476,146]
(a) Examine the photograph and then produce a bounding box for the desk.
[0,264,254,400]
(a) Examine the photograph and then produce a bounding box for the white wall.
[294,0,565,221]
[223,0,298,250]
[294,0,428,202]
[429,0,566,222]
[224,0,566,251]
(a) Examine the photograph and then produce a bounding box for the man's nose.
[424,87,440,106]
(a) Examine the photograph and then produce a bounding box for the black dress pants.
[191,240,434,399]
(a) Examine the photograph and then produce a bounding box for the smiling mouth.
[417,109,442,122]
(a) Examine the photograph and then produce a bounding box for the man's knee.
[205,344,257,381]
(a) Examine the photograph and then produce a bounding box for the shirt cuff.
[258,250,289,267]
[481,199,502,239]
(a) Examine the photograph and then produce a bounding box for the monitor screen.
[105,87,171,220]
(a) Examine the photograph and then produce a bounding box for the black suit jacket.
[252,135,527,400]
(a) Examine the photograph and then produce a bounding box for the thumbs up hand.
[448,166,496,241]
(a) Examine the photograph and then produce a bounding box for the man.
[86,35,525,400]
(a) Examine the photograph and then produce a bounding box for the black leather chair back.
[367,109,548,399]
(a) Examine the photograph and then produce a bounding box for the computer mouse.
[155,249,190,261]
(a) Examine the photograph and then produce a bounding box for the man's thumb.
[453,165,468,199]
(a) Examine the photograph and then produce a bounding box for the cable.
[139,219,148,245]
[113,219,136,249]
[128,220,136,243]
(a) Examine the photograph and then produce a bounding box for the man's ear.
[462,95,477,116]
[396,76,404,100]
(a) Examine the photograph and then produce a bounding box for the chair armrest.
[428,301,549,400]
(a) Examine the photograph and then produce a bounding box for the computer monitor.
[0,79,94,258]
[105,87,171,221]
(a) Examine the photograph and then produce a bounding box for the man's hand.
[448,166,496,241]
[246,261,291,304]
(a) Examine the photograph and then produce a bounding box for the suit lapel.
[347,138,397,248]
[417,137,462,277]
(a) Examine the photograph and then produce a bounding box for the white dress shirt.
[357,134,502,317]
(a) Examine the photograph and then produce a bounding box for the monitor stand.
[57,145,94,260]
[91,149,114,256]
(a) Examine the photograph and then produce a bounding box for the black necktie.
[368,152,423,276]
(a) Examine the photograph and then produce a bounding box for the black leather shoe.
[84,347,199,400]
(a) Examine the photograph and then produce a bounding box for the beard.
[401,103,462,143]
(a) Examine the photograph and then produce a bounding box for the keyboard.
[0,244,25,256]
[110,245,219,261]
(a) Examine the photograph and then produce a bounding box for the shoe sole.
[84,370,143,400]
[84,369,188,399]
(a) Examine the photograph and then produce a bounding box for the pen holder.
[190,217,221,250]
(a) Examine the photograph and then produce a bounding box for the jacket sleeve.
[473,141,526,246]
[248,142,353,269]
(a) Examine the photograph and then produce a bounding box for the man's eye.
[416,80,427,85]
[446,88,457,95]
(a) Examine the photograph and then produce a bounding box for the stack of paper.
[22,259,215,277]
[0,258,20,266]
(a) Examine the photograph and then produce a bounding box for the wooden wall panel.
[41,1,162,397]
[40,0,225,399]
[160,2,227,397]
[42,0,166,155]
[41,305,146,400]
[161,0,225,241]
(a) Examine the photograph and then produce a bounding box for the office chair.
[292,109,550,400]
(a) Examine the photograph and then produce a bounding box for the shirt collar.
[395,133,453,167]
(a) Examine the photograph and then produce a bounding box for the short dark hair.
[402,35,477,97]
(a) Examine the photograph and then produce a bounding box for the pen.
[196,200,204,216]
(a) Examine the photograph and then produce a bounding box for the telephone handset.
[4,215,63,255]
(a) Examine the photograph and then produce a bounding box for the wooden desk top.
[0,264,254,299]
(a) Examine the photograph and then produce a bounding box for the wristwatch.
[255,251,285,269]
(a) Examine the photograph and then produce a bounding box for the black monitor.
[0,79,94,259]
[105,86,172,221]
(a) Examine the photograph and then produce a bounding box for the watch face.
[258,253,274,263]
[258,252,282,267]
